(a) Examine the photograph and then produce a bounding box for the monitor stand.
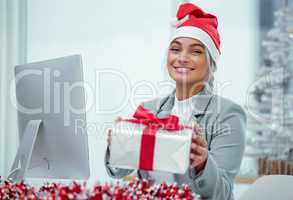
[7,120,42,182]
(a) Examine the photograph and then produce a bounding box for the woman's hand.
[107,117,123,147]
[189,124,208,173]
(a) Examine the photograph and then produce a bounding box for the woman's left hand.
[190,125,209,173]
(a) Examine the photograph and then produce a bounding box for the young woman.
[105,3,246,200]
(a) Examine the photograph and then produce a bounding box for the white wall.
[0,0,27,177]
[26,0,259,182]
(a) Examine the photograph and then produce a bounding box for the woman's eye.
[170,48,180,52]
[192,50,202,54]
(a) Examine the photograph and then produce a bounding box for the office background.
[1,0,291,197]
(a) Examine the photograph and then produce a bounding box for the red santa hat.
[170,3,221,63]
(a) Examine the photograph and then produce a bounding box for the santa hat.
[170,3,221,63]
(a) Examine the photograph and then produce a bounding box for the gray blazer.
[105,87,247,200]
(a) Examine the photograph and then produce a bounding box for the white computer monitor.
[8,55,90,182]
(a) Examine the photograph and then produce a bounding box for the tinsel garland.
[0,177,196,200]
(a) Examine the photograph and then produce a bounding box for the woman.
[105,3,246,200]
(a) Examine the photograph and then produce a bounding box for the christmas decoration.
[0,176,196,200]
[246,0,293,176]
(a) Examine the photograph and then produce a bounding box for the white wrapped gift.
[109,117,193,174]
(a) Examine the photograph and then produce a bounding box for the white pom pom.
[170,17,180,27]
[170,15,190,28]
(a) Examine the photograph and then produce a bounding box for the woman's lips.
[173,66,194,73]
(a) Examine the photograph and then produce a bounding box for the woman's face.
[167,37,209,86]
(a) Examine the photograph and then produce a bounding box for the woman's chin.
[170,74,205,87]
[171,75,194,85]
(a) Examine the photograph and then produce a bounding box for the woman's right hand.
[107,117,123,147]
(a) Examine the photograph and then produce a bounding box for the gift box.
[109,106,193,174]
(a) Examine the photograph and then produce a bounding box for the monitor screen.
[12,55,90,180]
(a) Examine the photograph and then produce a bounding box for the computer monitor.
[8,55,90,182]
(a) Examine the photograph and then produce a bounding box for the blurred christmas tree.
[246,0,293,175]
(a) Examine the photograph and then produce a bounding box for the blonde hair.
[205,48,217,92]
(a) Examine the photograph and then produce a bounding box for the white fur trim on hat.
[170,15,190,27]
[170,26,220,63]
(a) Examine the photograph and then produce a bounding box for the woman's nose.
[178,52,189,64]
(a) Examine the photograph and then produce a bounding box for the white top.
[148,94,195,184]
[172,94,196,124]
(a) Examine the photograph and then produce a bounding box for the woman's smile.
[173,66,195,74]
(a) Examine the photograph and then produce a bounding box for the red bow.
[126,105,184,131]
[124,105,186,171]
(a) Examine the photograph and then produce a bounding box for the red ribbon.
[124,105,186,171]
